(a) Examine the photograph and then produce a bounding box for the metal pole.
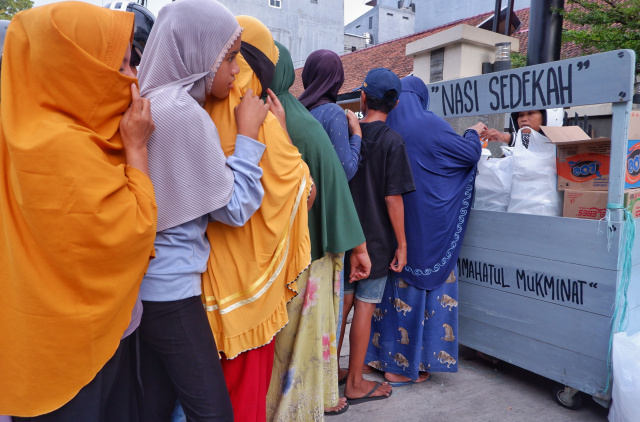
[527,0,565,65]
[492,0,502,33]
[505,0,513,35]
[546,0,565,62]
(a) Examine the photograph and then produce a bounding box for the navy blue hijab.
[387,76,482,290]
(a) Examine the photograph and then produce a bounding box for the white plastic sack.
[474,147,514,212]
[507,129,563,216]
[609,331,640,422]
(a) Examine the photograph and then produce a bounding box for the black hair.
[510,110,547,132]
[364,90,398,114]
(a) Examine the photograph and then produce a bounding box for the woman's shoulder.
[312,102,344,115]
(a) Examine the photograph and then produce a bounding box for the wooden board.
[427,50,636,118]
[459,317,609,397]
[463,210,621,271]
[459,282,612,361]
[457,246,617,316]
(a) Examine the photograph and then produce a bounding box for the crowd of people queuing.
[0,0,486,420]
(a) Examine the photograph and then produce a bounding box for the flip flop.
[324,401,349,416]
[386,372,430,386]
[387,379,414,387]
[345,382,393,405]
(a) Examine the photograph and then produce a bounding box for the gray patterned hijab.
[138,0,242,231]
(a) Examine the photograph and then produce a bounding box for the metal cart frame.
[425,49,639,408]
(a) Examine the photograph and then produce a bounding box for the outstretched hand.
[467,122,488,136]
[480,128,512,144]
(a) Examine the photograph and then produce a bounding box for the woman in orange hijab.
[202,16,313,422]
[0,2,157,421]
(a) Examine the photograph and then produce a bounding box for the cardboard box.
[545,114,640,191]
[544,126,611,191]
[563,188,640,220]
[627,112,640,187]
[626,188,640,218]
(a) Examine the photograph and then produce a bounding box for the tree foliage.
[561,0,640,61]
[510,52,528,69]
[0,0,33,20]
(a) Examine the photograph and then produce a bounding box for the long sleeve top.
[310,103,362,180]
[139,135,265,302]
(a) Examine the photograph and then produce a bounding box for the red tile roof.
[291,7,589,97]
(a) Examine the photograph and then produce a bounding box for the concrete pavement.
[332,318,608,422]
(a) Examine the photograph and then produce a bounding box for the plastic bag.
[507,129,563,216]
[474,147,514,212]
[609,332,640,422]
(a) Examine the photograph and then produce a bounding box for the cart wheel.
[553,384,583,410]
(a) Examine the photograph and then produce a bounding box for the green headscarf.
[271,41,365,261]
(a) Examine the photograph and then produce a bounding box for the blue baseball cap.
[355,68,402,102]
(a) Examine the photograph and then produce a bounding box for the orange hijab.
[202,16,311,359]
[0,3,157,416]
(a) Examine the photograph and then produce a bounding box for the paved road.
[333,324,608,422]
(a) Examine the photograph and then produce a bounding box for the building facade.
[145,0,344,67]
[344,0,415,46]
[412,0,530,32]
[344,0,530,46]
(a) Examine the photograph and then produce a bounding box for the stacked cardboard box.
[543,112,640,220]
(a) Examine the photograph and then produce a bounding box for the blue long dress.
[365,76,482,379]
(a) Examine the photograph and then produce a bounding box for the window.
[356,24,361,28]
[387,13,393,16]
[368,16,373,29]
[269,0,281,8]
[402,16,409,20]
[310,0,317,3]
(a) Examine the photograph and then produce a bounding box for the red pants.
[220,340,275,422]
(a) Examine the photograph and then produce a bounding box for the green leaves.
[0,0,34,20]
[561,0,640,72]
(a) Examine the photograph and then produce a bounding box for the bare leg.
[344,298,392,399]
[337,292,354,381]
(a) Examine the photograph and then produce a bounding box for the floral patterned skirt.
[266,253,344,422]
[365,269,459,380]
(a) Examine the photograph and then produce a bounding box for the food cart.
[425,49,639,409]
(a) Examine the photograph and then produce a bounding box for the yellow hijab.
[202,16,311,359]
[0,3,157,416]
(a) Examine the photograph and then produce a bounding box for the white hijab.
[138,0,242,231]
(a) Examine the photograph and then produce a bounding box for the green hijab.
[271,41,365,261]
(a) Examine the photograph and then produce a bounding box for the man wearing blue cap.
[339,68,416,404]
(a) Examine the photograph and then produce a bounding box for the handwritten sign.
[427,50,635,118]
[457,258,599,307]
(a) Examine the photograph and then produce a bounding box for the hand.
[350,242,371,282]
[235,88,270,140]
[120,84,154,175]
[481,128,512,144]
[120,83,154,152]
[266,88,287,131]
[346,109,362,138]
[389,245,407,273]
[467,122,488,136]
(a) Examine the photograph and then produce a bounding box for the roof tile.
[292,7,590,98]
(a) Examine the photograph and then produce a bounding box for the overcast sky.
[32,0,373,25]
